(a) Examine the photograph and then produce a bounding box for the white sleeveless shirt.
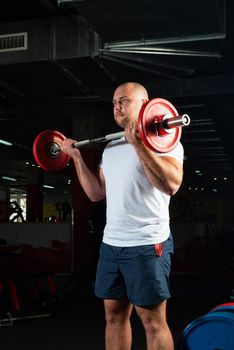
[100,137,184,247]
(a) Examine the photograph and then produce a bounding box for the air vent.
[0,32,27,52]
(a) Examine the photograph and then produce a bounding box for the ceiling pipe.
[102,54,181,80]
[104,33,226,49]
[102,51,194,74]
[101,47,222,58]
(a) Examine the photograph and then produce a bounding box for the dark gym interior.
[0,1,234,349]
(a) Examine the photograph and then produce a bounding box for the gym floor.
[0,272,232,350]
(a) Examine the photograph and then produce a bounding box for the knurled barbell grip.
[73,131,125,148]
[48,131,125,153]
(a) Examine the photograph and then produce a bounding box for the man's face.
[112,85,145,128]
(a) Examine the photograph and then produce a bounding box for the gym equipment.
[138,98,189,152]
[0,312,50,326]
[33,130,70,172]
[179,302,234,350]
[211,302,234,313]
[33,98,190,172]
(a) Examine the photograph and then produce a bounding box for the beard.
[114,114,129,128]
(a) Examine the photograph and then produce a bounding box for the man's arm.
[61,139,106,202]
[125,121,183,196]
[134,143,183,195]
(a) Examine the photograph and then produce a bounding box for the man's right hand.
[60,138,82,159]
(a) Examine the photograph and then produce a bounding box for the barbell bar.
[0,312,51,326]
[46,114,189,157]
[33,98,191,172]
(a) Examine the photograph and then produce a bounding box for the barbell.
[33,98,190,172]
[0,312,50,326]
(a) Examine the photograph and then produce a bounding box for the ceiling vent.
[0,32,27,52]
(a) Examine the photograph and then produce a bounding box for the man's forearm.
[73,157,105,201]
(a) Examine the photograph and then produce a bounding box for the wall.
[0,223,71,275]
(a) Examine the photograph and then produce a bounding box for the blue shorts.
[95,234,174,307]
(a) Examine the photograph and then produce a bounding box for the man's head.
[112,82,149,128]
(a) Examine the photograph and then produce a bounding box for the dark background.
[0,0,233,192]
[0,2,234,349]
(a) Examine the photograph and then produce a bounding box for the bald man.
[61,82,184,350]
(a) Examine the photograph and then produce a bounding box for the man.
[61,82,184,350]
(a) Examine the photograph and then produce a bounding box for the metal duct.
[0,14,100,65]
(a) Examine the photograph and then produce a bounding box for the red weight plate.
[33,130,70,172]
[138,98,181,153]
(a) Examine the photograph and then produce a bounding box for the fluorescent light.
[43,185,54,189]
[0,139,13,146]
[2,176,17,181]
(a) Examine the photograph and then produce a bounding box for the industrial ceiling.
[0,0,233,195]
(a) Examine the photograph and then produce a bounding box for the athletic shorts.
[94,234,174,307]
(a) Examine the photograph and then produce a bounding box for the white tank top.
[100,137,184,247]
